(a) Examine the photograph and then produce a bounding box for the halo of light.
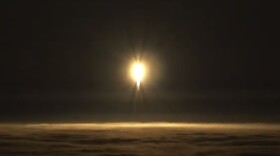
[131,61,145,89]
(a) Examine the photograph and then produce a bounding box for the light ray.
[131,61,145,90]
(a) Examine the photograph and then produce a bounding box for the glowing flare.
[131,62,145,89]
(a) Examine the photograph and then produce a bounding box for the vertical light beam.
[131,61,145,90]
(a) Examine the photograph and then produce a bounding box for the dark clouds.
[0,123,279,156]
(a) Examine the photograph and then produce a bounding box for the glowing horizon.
[2,122,279,130]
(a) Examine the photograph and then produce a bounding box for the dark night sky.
[1,0,280,122]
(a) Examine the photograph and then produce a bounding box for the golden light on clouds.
[5,123,279,130]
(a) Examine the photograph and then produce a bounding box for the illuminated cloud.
[0,123,279,156]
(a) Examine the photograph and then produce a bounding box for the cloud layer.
[0,123,279,156]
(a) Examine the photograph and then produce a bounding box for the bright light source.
[131,61,145,89]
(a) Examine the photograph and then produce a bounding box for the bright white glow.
[131,62,145,89]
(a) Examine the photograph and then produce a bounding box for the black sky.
[1,0,280,122]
